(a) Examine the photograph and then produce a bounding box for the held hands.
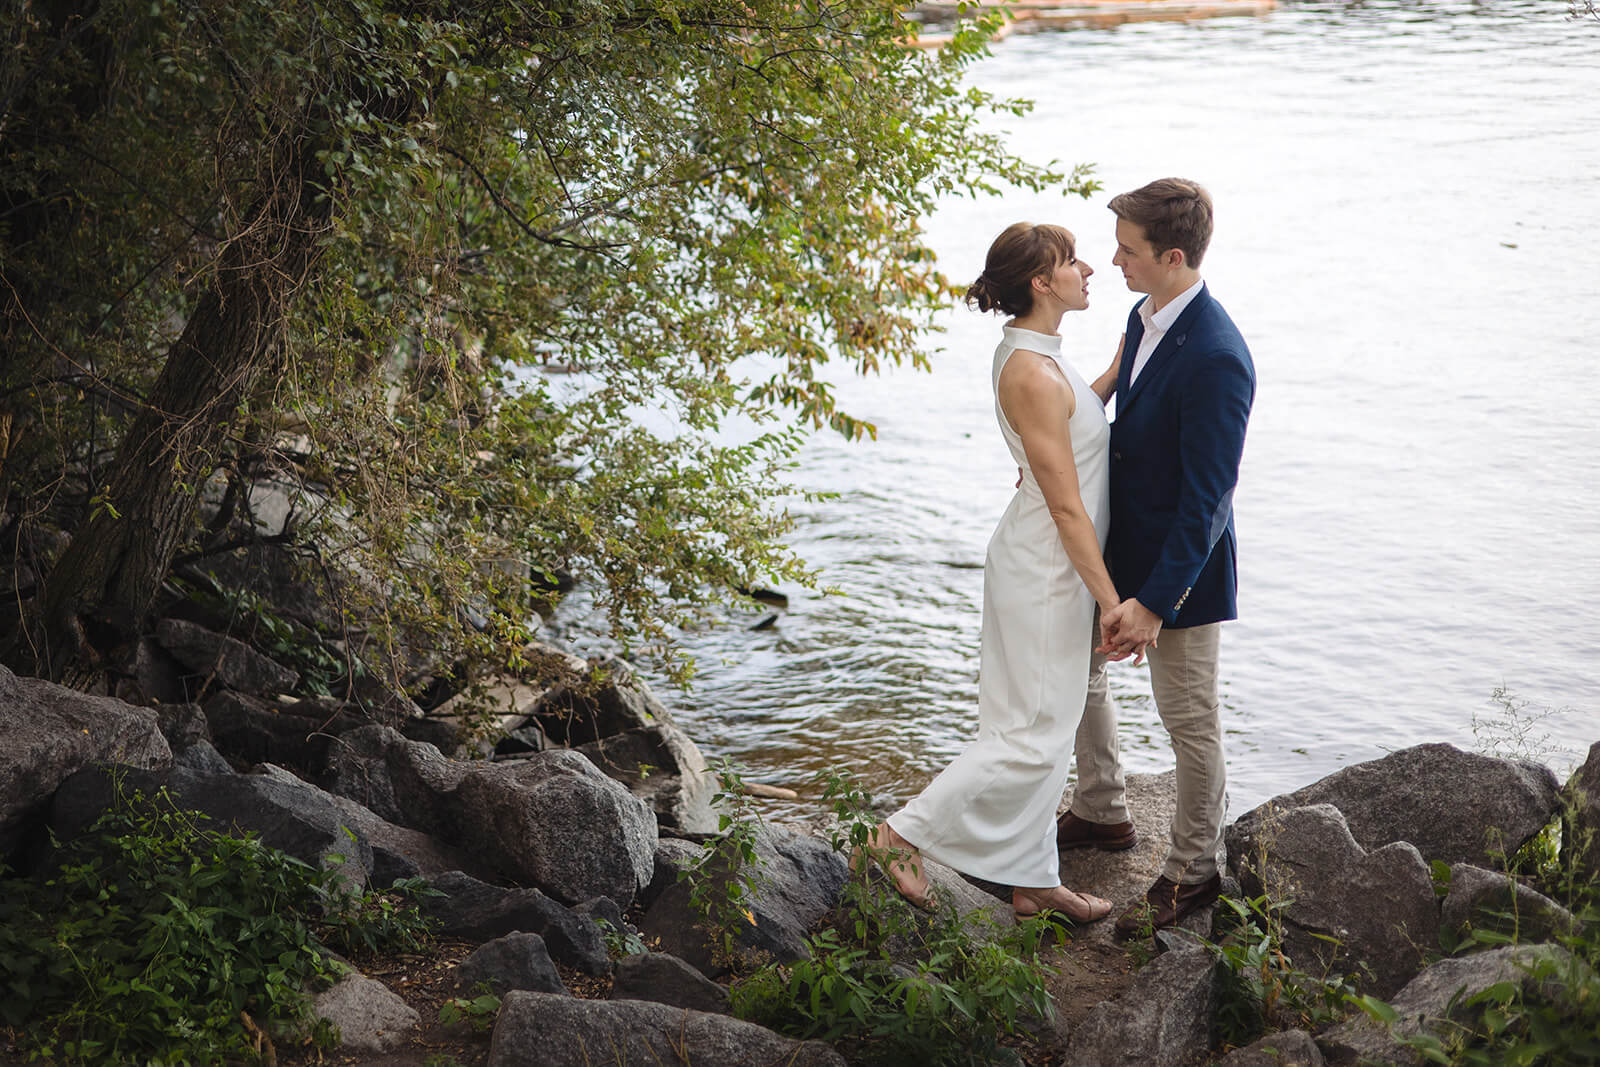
[1097,598,1162,665]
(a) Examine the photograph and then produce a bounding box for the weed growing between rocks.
[689,768,1061,1066]
[1378,799,1600,1065]
[678,762,771,968]
[438,983,502,1033]
[1205,892,1361,1047]
[0,786,434,1064]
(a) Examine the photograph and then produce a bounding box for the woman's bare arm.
[997,351,1120,614]
[1090,335,1124,405]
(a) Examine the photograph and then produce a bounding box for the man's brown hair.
[1108,178,1214,268]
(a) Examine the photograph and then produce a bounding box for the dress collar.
[1002,323,1062,354]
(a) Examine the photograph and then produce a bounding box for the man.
[1058,177,1256,937]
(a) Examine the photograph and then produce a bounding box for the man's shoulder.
[1188,292,1252,361]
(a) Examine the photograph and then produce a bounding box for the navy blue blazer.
[1109,284,1255,627]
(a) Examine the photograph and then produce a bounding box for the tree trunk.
[29,135,331,683]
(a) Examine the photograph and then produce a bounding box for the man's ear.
[1162,248,1187,270]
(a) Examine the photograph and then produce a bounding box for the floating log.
[910,0,1277,47]
[741,782,801,801]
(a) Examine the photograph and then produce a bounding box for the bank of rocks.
[0,654,826,1063]
[2,656,1595,1064]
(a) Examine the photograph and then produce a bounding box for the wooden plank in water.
[910,0,1277,48]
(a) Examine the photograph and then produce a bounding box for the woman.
[862,222,1125,923]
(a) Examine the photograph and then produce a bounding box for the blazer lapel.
[1117,306,1145,408]
[1121,284,1211,413]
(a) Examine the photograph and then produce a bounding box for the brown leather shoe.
[1114,873,1223,939]
[1055,810,1138,852]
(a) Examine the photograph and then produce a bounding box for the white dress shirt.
[1128,278,1205,385]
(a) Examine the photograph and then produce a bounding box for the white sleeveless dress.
[888,325,1111,888]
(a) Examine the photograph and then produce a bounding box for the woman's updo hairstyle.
[964,222,1076,317]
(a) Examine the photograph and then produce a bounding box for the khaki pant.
[1070,620,1225,884]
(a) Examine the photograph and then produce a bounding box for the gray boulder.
[201,690,330,772]
[453,932,569,996]
[155,617,300,695]
[0,665,172,855]
[1440,863,1579,948]
[317,724,466,835]
[1318,944,1584,1065]
[320,729,656,906]
[576,719,717,834]
[419,870,610,976]
[153,702,211,753]
[454,749,657,908]
[1063,941,1219,1067]
[531,655,668,746]
[641,837,701,911]
[294,773,475,886]
[312,972,418,1053]
[1234,804,1438,998]
[610,951,730,1014]
[116,635,187,705]
[640,824,848,975]
[1228,743,1560,872]
[486,991,845,1067]
[175,739,235,776]
[1562,740,1600,886]
[182,763,375,887]
[1215,1029,1323,1066]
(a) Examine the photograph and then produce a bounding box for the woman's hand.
[1097,597,1161,666]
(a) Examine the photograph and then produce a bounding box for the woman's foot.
[1012,884,1113,924]
[853,823,936,911]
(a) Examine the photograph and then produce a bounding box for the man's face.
[1111,217,1167,295]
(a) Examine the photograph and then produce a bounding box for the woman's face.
[1041,251,1093,312]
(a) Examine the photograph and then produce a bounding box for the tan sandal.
[1012,885,1113,925]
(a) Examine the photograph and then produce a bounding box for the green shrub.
[677,762,770,968]
[1204,892,1361,1049]
[724,769,1057,1066]
[0,786,433,1064]
[1387,814,1600,1065]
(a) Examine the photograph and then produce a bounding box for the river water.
[553,1,1600,816]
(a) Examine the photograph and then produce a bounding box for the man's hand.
[1098,598,1163,665]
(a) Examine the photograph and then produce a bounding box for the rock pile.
[0,659,811,1063]
[3,659,1594,1065]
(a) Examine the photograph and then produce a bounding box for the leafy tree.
[0,0,1085,691]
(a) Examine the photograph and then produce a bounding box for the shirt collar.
[1139,278,1206,333]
